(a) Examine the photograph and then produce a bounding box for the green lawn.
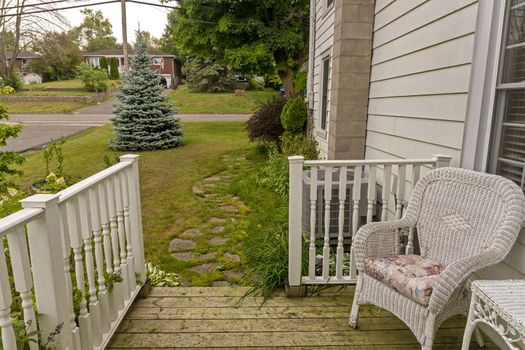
[24,79,85,90]
[14,122,270,285]
[4,101,90,113]
[16,90,92,96]
[169,85,278,114]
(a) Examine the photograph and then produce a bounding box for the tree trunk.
[279,68,296,99]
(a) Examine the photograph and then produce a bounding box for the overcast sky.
[61,0,170,43]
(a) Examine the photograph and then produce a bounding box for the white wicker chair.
[349,167,525,349]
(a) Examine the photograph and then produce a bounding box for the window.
[320,56,330,130]
[152,57,162,65]
[490,0,525,187]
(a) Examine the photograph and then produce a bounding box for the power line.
[0,0,119,17]
[127,0,178,9]
[0,0,92,12]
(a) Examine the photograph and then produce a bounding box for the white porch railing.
[0,155,145,350]
[288,155,452,288]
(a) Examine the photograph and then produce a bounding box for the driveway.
[5,107,251,152]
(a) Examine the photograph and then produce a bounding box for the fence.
[0,155,145,350]
[288,155,452,289]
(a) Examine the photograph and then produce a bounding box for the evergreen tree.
[100,57,109,73]
[109,58,120,80]
[109,33,183,151]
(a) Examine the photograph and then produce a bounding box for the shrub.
[2,71,23,91]
[100,56,109,73]
[246,97,285,145]
[0,104,24,194]
[78,63,109,92]
[294,71,307,96]
[280,97,307,136]
[184,58,238,93]
[0,85,15,94]
[257,134,318,199]
[109,58,120,80]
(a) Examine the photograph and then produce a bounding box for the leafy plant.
[246,97,285,145]
[1,85,15,94]
[43,139,65,177]
[145,262,181,287]
[78,63,109,92]
[0,104,24,194]
[103,154,119,168]
[2,70,23,91]
[104,271,123,292]
[99,56,109,73]
[280,97,307,136]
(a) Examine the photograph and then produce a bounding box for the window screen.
[321,57,330,130]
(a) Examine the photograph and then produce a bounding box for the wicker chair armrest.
[428,249,502,314]
[353,219,412,271]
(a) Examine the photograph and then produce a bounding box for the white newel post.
[433,154,453,168]
[120,155,146,283]
[287,156,304,296]
[21,195,73,349]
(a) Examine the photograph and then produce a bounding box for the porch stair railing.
[0,155,145,350]
[287,155,452,293]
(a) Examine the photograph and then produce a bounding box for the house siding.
[311,0,336,158]
[365,0,525,280]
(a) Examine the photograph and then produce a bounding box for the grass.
[4,101,90,113]
[24,79,85,90]
[15,90,92,96]
[169,85,278,114]
[14,122,269,286]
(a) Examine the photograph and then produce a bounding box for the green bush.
[78,63,109,92]
[109,58,120,80]
[100,56,109,73]
[183,58,238,93]
[2,71,23,91]
[280,97,307,136]
[0,104,24,194]
[294,71,307,96]
[257,134,318,200]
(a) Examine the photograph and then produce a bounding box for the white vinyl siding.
[365,0,480,168]
[311,0,335,158]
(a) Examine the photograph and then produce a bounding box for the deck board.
[108,287,497,349]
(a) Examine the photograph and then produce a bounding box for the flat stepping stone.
[224,269,244,280]
[219,204,239,213]
[209,236,228,247]
[199,252,216,261]
[211,225,225,234]
[192,186,204,195]
[203,175,221,182]
[171,252,194,261]
[223,253,241,263]
[209,217,227,225]
[169,238,196,252]
[191,262,218,274]
[212,281,231,287]
[181,228,203,238]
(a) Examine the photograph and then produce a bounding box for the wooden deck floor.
[108,287,496,349]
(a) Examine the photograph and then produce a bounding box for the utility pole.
[121,0,129,72]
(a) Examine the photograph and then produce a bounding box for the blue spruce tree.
[110,33,183,150]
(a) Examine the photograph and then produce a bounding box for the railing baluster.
[366,165,376,224]
[66,197,93,350]
[406,164,421,255]
[0,240,16,350]
[58,204,81,350]
[308,166,317,280]
[350,166,362,280]
[336,166,347,280]
[78,192,102,346]
[99,181,116,321]
[120,170,137,292]
[395,165,406,220]
[322,166,332,280]
[381,165,392,221]
[7,228,37,350]
[107,176,125,310]
[113,175,130,299]
[89,186,111,334]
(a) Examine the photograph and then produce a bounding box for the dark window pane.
[506,5,525,46]
[503,46,525,83]
[321,58,330,130]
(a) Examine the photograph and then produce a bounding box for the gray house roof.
[83,49,175,58]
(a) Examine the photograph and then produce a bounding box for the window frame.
[320,54,331,131]
[152,57,162,65]
[487,0,525,186]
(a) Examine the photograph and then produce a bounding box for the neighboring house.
[83,49,182,88]
[3,50,41,73]
[308,0,525,278]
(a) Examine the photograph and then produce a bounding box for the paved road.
[5,111,251,152]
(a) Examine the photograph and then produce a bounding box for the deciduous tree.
[73,9,119,52]
[32,31,82,81]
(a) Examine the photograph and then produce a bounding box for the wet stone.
[209,236,228,247]
[169,238,196,252]
[181,228,203,239]
[171,252,194,261]
[211,226,225,234]
[191,262,218,274]
[223,253,241,263]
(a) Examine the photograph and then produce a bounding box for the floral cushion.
[364,254,445,306]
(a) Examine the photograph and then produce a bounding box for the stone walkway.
[167,153,249,286]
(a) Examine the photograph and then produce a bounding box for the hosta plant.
[145,262,181,287]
